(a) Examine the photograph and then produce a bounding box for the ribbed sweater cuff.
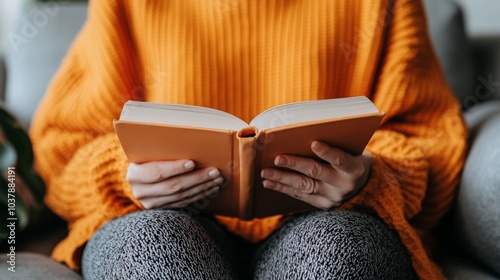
[49,133,142,270]
[90,133,143,217]
[339,152,442,279]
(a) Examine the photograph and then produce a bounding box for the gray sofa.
[0,1,499,279]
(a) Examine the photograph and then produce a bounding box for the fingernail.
[213,176,224,184]
[311,141,323,150]
[261,169,270,178]
[262,180,269,188]
[262,180,274,189]
[274,156,286,166]
[208,168,220,178]
[311,141,318,149]
[184,161,195,169]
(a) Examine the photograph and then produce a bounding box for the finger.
[261,168,317,194]
[127,160,196,184]
[164,186,222,209]
[262,180,337,209]
[140,178,223,209]
[261,168,351,206]
[311,141,359,172]
[132,168,222,199]
[272,154,333,182]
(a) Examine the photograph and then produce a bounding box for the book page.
[249,96,380,130]
[120,101,249,131]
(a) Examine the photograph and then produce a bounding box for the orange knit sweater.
[30,0,467,279]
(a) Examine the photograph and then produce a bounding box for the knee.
[286,211,407,261]
[82,210,227,279]
[299,211,400,251]
[85,210,205,252]
[256,211,416,279]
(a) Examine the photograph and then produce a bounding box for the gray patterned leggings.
[82,210,416,279]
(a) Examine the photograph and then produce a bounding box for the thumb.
[311,141,358,172]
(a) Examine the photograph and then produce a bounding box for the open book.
[114,96,385,220]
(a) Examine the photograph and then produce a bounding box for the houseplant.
[0,103,45,242]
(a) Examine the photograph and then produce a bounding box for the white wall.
[0,1,23,53]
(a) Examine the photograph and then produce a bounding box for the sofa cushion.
[423,0,476,107]
[0,252,82,279]
[452,101,500,277]
[439,251,500,280]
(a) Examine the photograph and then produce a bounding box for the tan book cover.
[114,97,385,220]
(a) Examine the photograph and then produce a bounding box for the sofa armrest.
[449,101,500,277]
[423,0,476,106]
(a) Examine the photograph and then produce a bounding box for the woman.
[31,0,467,279]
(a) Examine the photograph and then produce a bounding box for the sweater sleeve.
[30,0,143,269]
[339,1,467,278]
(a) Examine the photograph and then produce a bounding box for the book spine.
[236,127,258,220]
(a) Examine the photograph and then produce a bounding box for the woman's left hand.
[260,141,373,209]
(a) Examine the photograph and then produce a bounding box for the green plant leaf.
[0,176,30,233]
[0,104,45,236]
[17,168,46,206]
[0,176,9,206]
[0,142,17,172]
[14,192,29,230]
[0,206,8,240]
[0,104,45,206]
[0,106,35,170]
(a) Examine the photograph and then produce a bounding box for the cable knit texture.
[30,0,467,279]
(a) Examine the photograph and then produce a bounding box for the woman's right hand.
[126,160,224,209]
